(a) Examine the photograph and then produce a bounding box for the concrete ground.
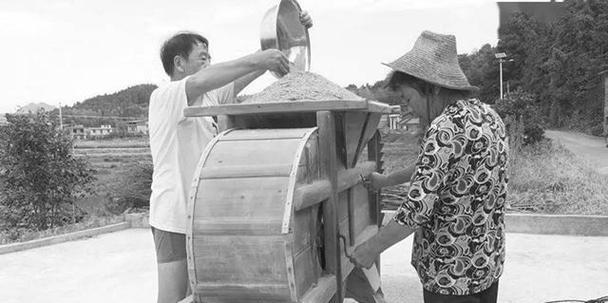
[545,130,608,175]
[1,229,607,303]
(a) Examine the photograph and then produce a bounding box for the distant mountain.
[16,102,57,114]
[59,84,157,127]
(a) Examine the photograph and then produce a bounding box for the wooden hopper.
[183,100,392,303]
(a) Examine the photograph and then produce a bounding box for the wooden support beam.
[300,274,337,303]
[293,180,332,211]
[365,100,394,114]
[184,100,368,117]
[316,111,343,303]
[293,161,377,211]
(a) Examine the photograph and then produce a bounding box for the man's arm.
[186,49,289,105]
[233,70,266,97]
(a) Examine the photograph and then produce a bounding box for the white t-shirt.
[148,77,235,233]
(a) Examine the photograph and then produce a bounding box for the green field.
[74,139,152,216]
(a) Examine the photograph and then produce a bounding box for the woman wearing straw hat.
[351,31,509,303]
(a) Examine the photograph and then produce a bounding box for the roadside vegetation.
[0,111,151,244]
[508,140,608,215]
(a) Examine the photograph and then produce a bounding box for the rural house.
[87,124,113,138]
[126,120,149,135]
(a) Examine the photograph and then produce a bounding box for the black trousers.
[423,281,499,303]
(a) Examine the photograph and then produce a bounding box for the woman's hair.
[387,71,473,127]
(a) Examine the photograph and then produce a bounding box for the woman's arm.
[349,216,416,269]
[365,164,416,189]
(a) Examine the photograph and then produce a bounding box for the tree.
[0,110,95,232]
[459,44,500,103]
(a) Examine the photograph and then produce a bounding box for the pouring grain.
[243,71,363,104]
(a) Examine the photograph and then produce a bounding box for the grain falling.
[243,71,363,104]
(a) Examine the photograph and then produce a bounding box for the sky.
[0,0,542,113]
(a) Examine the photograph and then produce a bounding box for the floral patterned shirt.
[394,98,508,295]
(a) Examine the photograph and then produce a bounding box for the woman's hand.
[362,172,388,191]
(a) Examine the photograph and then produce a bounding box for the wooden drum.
[184,101,391,303]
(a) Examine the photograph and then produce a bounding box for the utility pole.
[59,102,63,130]
[495,52,514,100]
[495,53,506,99]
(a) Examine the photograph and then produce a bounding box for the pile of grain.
[243,71,363,104]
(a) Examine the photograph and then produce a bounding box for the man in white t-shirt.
[149,14,312,303]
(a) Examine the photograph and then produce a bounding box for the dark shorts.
[423,281,499,303]
[151,226,187,263]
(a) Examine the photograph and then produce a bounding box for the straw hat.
[383,30,478,92]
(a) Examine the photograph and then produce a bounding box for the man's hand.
[255,49,290,76]
[362,172,388,191]
[349,241,378,269]
[300,11,313,29]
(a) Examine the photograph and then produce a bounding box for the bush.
[493,89,546,146]
[0,110,95,233]
[106,161,153,214]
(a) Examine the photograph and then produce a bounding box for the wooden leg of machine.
[344,265,386,303]
[367,130,384,272]
[317,111,344,303]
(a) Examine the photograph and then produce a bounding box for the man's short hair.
[160,32,209,76]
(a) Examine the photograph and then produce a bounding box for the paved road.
[545,130,608,175]
[1,229,607,303]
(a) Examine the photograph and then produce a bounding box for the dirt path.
[545,130,608,175]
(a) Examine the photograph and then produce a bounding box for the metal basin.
[260,0,311,77]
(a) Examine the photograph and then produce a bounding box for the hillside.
[59,84,157,127]
[16,102,57,114]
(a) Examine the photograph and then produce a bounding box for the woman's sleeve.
[393,117,455,228]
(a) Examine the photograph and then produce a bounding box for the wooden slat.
[203,139,300,169]
[200,164,293,179]
[292,207,314,255]
[185,100,368,117]
[300,274,337,303]
[194,282,291,301]
[193,217,283,236]
[192,235,289,284]
[194,177,288,220]
[219,128,312,141]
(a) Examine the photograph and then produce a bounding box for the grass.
[73,137,149,149]
[507,139,608,215]
[0,214,125,245]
